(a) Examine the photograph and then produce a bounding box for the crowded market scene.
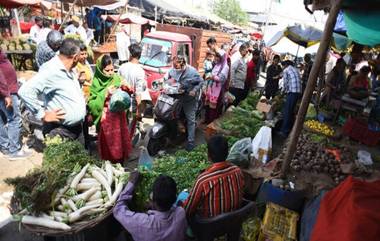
[0,0,380,240]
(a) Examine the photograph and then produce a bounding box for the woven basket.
[22,208,113,237]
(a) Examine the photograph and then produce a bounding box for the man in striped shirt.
[184,135,244,218]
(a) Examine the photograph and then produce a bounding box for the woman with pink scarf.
[204,50,229,124]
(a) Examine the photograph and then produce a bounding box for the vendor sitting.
[113,173,187,241]
[348,66,371,100]
[183,135,244,218]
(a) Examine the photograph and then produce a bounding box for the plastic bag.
[138,146,153,170]
[227,138,252,168]
[306,104,316,120]
[252,126,272,163]
[357,150,373,165]
[109,89,131,112]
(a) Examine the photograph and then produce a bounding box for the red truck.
[139,24,231,104]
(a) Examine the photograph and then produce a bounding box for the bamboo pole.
[58,0,79,31]
[281,0,344,177]
[106,0,129,43]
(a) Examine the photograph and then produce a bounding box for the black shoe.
[185,142,195,152]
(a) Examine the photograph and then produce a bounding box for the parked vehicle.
[145,83,203,155]
[140,24,231,105]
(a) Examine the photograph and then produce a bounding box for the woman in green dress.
[88,55,131,163]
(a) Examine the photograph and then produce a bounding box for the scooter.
[145,83,203,155]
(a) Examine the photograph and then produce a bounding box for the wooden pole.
[281,0,343,177]
[106,0,129,43]
[58,0,79,31]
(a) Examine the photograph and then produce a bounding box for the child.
[204,50,215,80]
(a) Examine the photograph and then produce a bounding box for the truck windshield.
[139,38,172,67]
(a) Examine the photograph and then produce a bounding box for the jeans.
[0,94,22,154]
[281,92,301,135]
[181,95,197,144]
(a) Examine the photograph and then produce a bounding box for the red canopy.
[1,0,52,9]
[102,14,155,25]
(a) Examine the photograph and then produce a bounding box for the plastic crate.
[343,118,380,146]
[258,202,299,241]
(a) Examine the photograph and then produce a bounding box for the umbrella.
[60,0,120,7]
[265,24,351,51]
[266,24,322,48]
[271,37,320,57]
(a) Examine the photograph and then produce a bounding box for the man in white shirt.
[64,16,87,43]
[37,18,52,44]
[29,16,43,43]
[116,26,131,64]
[118,43,148,119]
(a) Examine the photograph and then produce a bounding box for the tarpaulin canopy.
[271,37,320,57]
[343,10,380,47]
[93,0,126,10]
[60,0,120,7]
[102,14,155,25]
[128,0,206,22]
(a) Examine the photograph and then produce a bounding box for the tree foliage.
[212,0,249,26]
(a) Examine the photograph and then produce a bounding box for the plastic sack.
[227,138,252,168]
[252,126,272,163]
[357,150,373,165]
[154,94,182,121]
[306,104,316,120]
[109,89,131,113]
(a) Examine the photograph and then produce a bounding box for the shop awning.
[102,14,155,25]
[0,0,51,8]
[60,0,121,7]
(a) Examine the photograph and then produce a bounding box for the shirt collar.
[206,161,231,173]
[147,207,176,218]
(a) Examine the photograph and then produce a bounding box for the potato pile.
[279,134,352,184]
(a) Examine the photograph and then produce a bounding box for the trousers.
[0,94,22,154]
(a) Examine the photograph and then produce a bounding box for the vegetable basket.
[303,124,340,139]
[21,208,113,236]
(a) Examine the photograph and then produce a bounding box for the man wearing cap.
[64,16,87,43]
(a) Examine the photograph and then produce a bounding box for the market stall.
[6,138,130,238]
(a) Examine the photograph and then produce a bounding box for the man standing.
[118,43,148,119]
[19,38,86,140]
[64,16,87,43]
[230,43,249,106]
[280,60,302,137]
[29,16,43,43]
[164,56,203,151]
[35,30,63,68]
[116,26,131,65]
[301,53,313,92]
[184,135,244,218]
[113,173,187,241]
[0,50,31,160]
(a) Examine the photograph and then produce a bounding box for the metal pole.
[263,0,273,36]
[281,0,344,177]
[13,9,21,36]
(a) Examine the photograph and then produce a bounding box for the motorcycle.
[145,82,203,155]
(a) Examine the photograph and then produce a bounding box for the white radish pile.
[21,162,129,231]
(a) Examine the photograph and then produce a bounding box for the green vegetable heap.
[220,92,264,138]
[132,145,209,211]
[6,137,101,214]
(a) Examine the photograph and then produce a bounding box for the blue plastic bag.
[109,89,131,112]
